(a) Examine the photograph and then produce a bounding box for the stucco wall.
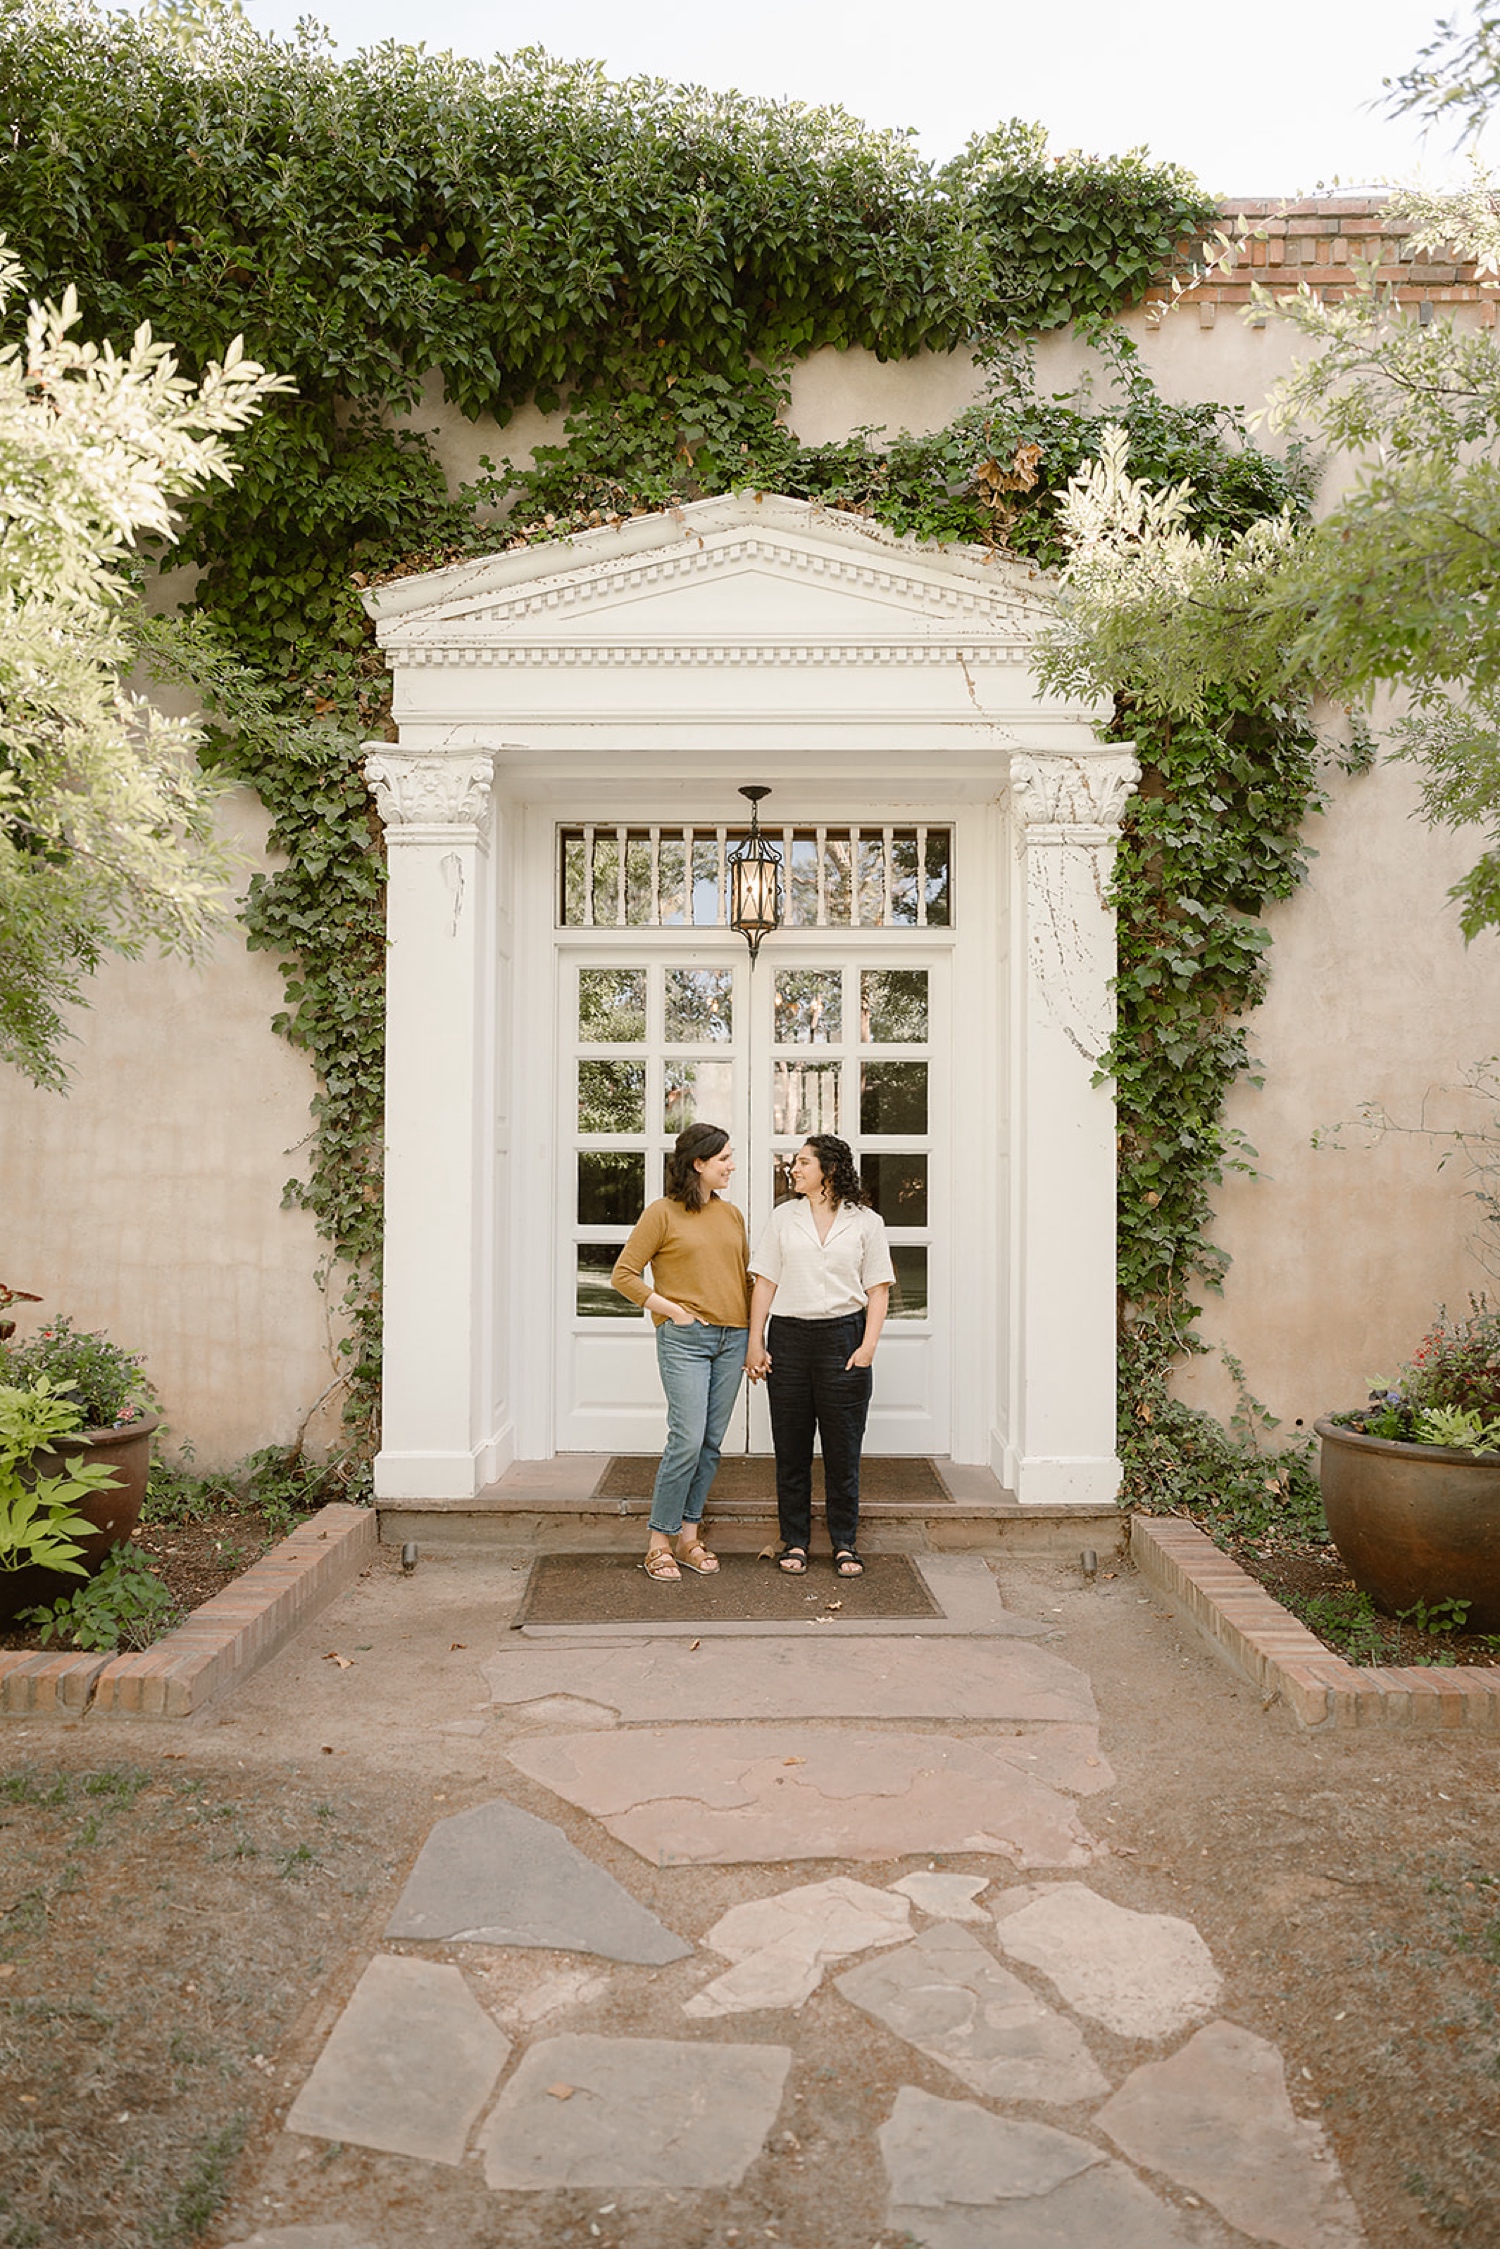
[0,788,338,1466]
[6,272,1492,1458]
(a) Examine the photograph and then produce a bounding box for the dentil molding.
[364,749,497,832]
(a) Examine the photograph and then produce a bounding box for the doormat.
[512,1551,943,1628]
[592,1455,950,1504]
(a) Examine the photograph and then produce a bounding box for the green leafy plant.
[0,1378,119,1577]
[1334,1301,1500,1445]
[22,1545,180,1650]
[1,1316,156,1429]
[1398,1593,1473,1636]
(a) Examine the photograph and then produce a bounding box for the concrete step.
[376,1456,1127,1559]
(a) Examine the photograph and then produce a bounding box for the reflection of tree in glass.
[824,837,852,924]
[787,837,820,927]
[666,968,734,1042]
[861,970,928,1043]
[579,1061,645,1133]
[658,838,687,926]
[774,969,840,1044]
[579,969,647,1042]
[590,835,621,925]
[563,837,588,924]
[577,1150,645,1225]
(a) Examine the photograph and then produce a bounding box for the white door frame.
[361,493,1134,1507]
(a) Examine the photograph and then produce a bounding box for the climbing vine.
[0,1,1322,1479]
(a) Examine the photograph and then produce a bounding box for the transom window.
[560,825,951,929]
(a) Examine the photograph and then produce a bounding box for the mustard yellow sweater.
[611,1195,751,1327]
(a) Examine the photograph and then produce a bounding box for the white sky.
[242,0,1484,197]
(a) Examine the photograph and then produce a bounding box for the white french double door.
[556,936,950,1454]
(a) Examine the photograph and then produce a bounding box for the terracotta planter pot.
[1316,1415,1500,1633]
[0,1415,159,1623]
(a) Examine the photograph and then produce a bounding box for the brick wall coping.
[0,1501,377,1720]
[1145,193,1500,319]
[1132,1512,1500,1731]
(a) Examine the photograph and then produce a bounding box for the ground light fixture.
[727,785,783,963]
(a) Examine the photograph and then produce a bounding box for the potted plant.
[1317,1301,1500,1632]
[0,1377,128,1622]
[0,1314,161,1572]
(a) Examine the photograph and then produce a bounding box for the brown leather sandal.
[677,1539,720,1574]
[642,1547,681,1581]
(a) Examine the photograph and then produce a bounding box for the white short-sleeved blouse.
[749,1198,896,1320]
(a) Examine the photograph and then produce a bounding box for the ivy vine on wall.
[0,2,1323,1484]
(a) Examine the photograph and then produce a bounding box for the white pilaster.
[365,748,500,1499]
[1000,749,1138,1507]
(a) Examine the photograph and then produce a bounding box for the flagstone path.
[220,1563,1369,2249]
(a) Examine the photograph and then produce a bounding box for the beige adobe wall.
[8,198,1492,1456]
[0,786,338,1467]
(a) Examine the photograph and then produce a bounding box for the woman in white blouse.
[746,1134,894,1576]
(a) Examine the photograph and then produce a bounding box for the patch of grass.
[153,2114,247,2247]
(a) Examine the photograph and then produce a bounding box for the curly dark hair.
[800,1134,867,1209]
[664,1122,730,1211]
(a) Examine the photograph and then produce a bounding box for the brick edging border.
[0,1502,377,1720]
[1131,1514,1500,1731]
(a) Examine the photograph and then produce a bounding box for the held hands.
[745,1346,771,1382]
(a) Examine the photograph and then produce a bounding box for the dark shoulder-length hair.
[801,1134,867,1210]
[664,1121,729,1212]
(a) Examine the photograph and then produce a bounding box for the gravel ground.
[1,1545,1497,2248]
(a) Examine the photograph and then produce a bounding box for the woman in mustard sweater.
[612,1122,751,1581]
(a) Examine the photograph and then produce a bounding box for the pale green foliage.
[1042,424,1303,716]
[1040,193,1500,934]
[1413,1402,1500,1452]
[0,238,289,1086]
[0,1376,119,1576]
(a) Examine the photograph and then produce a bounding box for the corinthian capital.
[364,749,496,832]
[1009,751,1139,841]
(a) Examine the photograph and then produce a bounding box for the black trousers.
[766,1311,872,1554]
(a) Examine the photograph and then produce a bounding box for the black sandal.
[776,1547,809,1574]
[834,1549,865,1577]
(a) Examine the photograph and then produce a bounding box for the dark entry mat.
[592,1455,951,1504]
[512,1550,943,1628]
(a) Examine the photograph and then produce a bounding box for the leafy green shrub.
[1,1317,156,1429]
[1333,1300,1500,1445]
[0,1379,118,1579]
[22,1546,181,1651]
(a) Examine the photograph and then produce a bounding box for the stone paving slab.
[686,1875,912,2016]
[284,1954,510,2166]
[1098,2018,1367,2248]
[479,2032,792,2190]
[890,1872,992,1922]
[992,1882,1221,2040]
[837,1924,1109,2104]
[879,2086,1196,2248]
[486,1628,1093,1723]
[508,1727,1103,1867]
[384,1797,690,1962]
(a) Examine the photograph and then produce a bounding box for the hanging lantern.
[728,786,782,964]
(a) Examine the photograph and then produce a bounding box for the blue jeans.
[650,1322,749,1536]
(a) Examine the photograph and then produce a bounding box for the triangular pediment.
[366,492,1054,660]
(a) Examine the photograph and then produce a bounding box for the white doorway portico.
[361,494,1135,1509]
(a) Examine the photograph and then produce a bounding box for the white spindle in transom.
[614,825,628,928]
[882,825,895,926]
[815,828,828,927]
[848,828,860,927]
[916,826,928,928]
[649,826,661,925]
[715,828,728,926]
[581,823,596,927]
